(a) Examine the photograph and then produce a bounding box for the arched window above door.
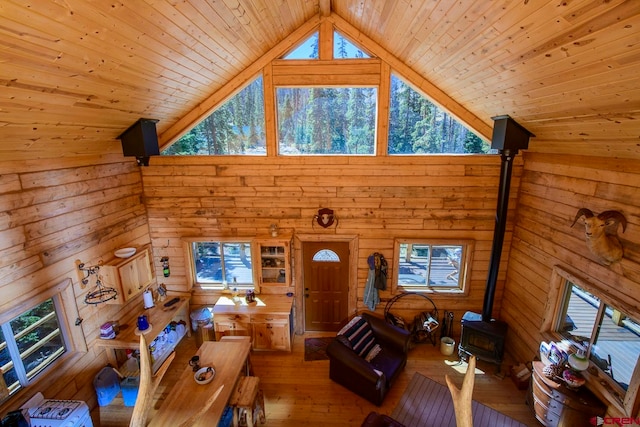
[312,249,340,262]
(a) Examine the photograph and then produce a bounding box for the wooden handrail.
[129,333,175,427]
[446,355,476,427]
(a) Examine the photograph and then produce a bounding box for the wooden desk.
[149,340,252,426]
[94,298,190,371]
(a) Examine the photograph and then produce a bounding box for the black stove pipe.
[481,116,533,322]
[482,150,516,321]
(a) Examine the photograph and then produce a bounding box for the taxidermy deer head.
[571,208,627,265]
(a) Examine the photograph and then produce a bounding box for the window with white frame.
[0,298,68,401]
[191,241,253,289]
[393,239,472,293]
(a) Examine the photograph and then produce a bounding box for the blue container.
[93,366,120,406]
[218,406,233,427]
[121,376,140,407]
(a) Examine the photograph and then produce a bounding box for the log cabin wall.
[501,152,640,374]
[1,0,639,418]
[142,154,523,336]
[0,155,152,412]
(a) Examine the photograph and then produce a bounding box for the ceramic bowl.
[115,247,136,258]
[562,369,585,388]
[194,366,215,385]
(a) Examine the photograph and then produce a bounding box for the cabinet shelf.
[151,326,188,373]
[254,237,291,290]
[99,245,154,305]
[95,298,191,374]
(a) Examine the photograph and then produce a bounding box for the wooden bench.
[229,376,265,427]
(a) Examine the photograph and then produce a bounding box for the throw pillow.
[364,344,382,362]
[339,316,377,358]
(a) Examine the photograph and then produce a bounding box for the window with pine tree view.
[1,298,67,399]
[334,31,370,59]
[162,76,266,155]
[388,74,488,154]
[283,31,319,59]
[276,87,377,155]
[162,29,490,157]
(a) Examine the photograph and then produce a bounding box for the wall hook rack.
[78,262,101,287]
[78,262,118,304]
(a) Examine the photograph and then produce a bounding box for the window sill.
[0,350,84,413]
[196,285,256,291]
[582,369,627,415]
[398,287,466,295]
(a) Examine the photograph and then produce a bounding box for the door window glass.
[312,249,340,262]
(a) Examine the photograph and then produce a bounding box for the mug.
[189,355,200,371]
[137,314,150,331]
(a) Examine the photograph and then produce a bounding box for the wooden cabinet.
[100,246,154,304]
[251,313,290,351]
[254,237,291,290]
[529,361,605,427]
[213,313,251,340]
[213,295,293,351]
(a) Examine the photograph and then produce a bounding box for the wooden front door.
[303,241,350,331]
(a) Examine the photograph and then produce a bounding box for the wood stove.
[459,311,507,367]
[458,116,533,370]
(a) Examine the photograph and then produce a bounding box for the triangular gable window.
[282,32,319,60]
[333,31,370,59]
[388,74,489,154]
[162,75,266,155]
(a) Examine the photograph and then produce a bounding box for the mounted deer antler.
[571,208,627,265]
[446,355,476,427]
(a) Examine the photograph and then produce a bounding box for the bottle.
[161,257,170,277]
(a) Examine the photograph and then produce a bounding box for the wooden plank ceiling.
[1,0,639,161]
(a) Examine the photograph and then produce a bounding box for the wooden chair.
[229,376,266,427]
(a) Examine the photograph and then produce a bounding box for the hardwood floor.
[91,333,539,426]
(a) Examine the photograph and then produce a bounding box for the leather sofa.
[361,411,406,427]
[326,312,411,406]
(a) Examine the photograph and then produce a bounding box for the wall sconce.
[269,224,279,237]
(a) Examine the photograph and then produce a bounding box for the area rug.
[304,337,333,361]
[391,372,527,427]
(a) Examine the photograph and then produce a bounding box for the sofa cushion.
[370,346,406,385]
[339,316,377,358]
